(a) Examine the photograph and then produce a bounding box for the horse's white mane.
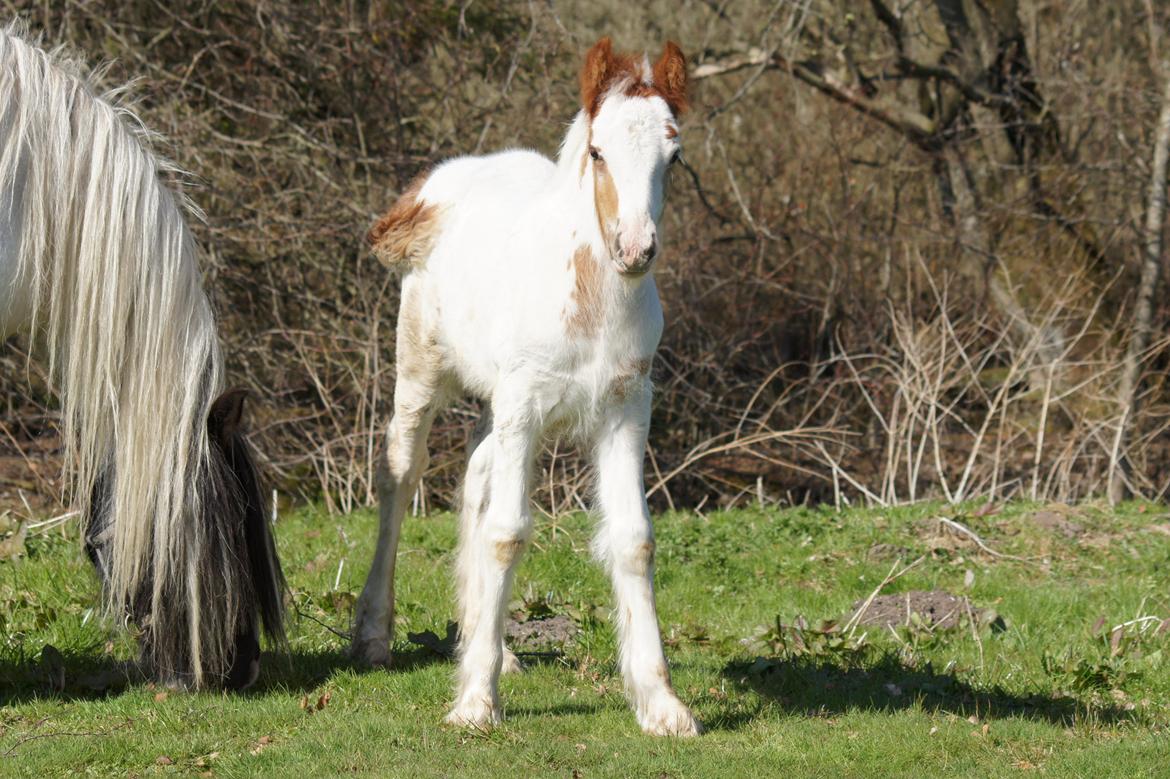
[0,23,237,684]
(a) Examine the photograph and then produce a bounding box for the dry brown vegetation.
[3,0,1170,516]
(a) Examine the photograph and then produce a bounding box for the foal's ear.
[208,388,249,442]
[653,41,689,116]
[581,37,617,117]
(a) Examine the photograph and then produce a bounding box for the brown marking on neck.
[565,245,604,337]
[367,172,442,268]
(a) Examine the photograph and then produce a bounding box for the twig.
[936,516,1038,566]
[844,555,925,636]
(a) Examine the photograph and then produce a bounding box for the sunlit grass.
[0,501,1167,776]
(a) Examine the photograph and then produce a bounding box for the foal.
[353,37,698,736]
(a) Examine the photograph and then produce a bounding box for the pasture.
[0,502,1167,776]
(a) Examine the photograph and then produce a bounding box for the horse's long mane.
[0,23,276,685]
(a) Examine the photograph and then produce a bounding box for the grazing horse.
[354,37,699,736]
[0,25,284,689]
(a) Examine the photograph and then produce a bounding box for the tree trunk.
[1109,63,1170,505]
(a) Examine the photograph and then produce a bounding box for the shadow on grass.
[714,652,1134,731]
[0,643,454,705]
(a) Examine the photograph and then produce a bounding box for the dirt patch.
[505,614,577,649]
[847,590,1000,631]
[867,543,913,562]
[406,614,578,659]
[1029,509,1084,539]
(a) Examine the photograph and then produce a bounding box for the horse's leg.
[593,391,700,736]
[458,411,522,675]
[447,394,535,727]
[351,285,445,666]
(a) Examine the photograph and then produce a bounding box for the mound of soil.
[1029,509,1084,538]
[504,614,577,649]
[847,590,998,630]
[407,614,578,659]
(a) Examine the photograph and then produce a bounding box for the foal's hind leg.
[352,286,445,666]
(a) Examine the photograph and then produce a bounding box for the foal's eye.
[589,146,602,162]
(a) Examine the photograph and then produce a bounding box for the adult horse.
[0,25,284,689]
[354,37,699,735]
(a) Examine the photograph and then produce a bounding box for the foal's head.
[579,38,689,276]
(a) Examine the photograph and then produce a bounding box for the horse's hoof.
[638,694,702,737]
[500,647,523,675]
[350,635,392,668]
[445,696,502,730]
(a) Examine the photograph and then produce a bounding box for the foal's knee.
[382,416,429,481]
[601,529,655,577]
[484,519,532,568]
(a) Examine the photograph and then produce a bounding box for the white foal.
[352,37,698,737]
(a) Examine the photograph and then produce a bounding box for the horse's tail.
[0,24,283,686]
[368,171,443,268]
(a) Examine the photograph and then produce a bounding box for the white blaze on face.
[588,91,680,274]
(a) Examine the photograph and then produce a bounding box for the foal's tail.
[0,25,283,686]
[368,171,443,268]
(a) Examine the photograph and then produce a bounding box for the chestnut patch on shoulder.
[368,173,442,268]
[565,245,604,337]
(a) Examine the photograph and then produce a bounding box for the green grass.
[1,501,1168,777]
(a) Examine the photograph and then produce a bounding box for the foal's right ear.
[208,388,250,443]
[581,37,617,117]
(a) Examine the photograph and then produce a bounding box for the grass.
[0,500,1168,776]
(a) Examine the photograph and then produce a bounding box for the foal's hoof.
[349,635,392,668]
[638,694,702,737]
[500,646,523,675]
[445,698,502,731]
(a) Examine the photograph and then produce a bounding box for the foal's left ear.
[581,36,617,117]
[208,388,250,442]
[653,41,689,116]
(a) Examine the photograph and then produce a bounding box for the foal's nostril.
[644,237,658,262]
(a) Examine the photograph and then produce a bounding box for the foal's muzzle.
[615,236,658,276]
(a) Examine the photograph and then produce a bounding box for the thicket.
[3,1,1169,515]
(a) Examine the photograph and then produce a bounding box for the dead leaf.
[156,756,174,766]
[154,691,168,702]
[316,691,331,711]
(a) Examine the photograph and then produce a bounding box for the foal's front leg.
[447,403,536,728]
[594,391,700,736]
